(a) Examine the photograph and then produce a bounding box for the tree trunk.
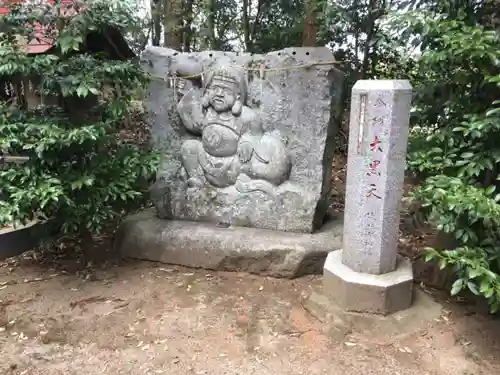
[302,0,318,47]
[360,0,382,78]
[164,0,183,50]
[242,0,251,51]
[151,0,162,46]
[207,0,216,49]
[183,0,195,52]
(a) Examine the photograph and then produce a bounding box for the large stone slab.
[115,209,343,278]
[142,46,344,233]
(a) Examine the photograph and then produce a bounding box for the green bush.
[397,7,500,311]
[0,0,158,241]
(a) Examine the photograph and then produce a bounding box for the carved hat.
[203,62,248,104]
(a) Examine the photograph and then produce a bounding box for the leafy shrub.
[0,0,159,242]
[398,7,500,311]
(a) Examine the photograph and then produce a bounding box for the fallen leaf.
[0,280,17,286]
[23,277,44,283]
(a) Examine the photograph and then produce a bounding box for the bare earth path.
[1,255,500,375]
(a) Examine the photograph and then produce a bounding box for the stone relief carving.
[175,61,292,198]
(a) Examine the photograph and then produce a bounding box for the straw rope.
[151,59,340,81]
[154,59,340,100]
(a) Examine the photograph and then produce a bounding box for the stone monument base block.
[323,250,413,315]
[115,209,343,278]
[300,288,441,340]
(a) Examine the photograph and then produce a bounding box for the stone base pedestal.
[323,250,413,315]
[301,288,441,340]
[115,209,343,278]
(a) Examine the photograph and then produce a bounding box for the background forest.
[2,0,500,311]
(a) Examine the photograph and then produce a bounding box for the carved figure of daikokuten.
[177,61,291,193]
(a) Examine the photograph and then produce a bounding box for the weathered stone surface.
[342,80,413,275]
[115,209,343,278]
[301,287,441,337]
[142,46,344,233]
[323,250,413,315]
[320,80,414,316]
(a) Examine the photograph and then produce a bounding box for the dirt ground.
[1,250,500,375]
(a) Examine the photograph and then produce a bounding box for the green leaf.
[491,301,499,314]
[424,252,436,262]
[485,288,495,299]
[451,279,464,296]
[486,108,500,117]
[468,268,483,279]
[467,282,480,295]
[438,258,448,270]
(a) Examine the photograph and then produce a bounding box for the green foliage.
[0,0,159,237]
[249,0,307,53]
[399,2,500,311]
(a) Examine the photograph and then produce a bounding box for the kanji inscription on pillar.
[342,80,413,275]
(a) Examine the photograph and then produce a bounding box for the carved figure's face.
[206,76,238,112]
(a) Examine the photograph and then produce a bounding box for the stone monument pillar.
[323,80,414,315]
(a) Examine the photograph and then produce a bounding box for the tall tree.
[164,0,183,50]
[151,0,162,46]
[206,0,216,49]
[242,0,251,50]
[302,0,318,46]
[182,0,195,52]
